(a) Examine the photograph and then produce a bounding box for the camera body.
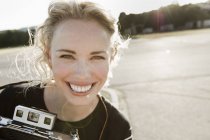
[13,105,56,130]
[0,106,79,140]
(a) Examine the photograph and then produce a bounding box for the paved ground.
[109,28,210,140]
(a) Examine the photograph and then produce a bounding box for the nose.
[74,60,91,79]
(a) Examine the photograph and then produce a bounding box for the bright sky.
[0,0,208,31]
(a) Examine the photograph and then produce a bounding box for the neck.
[44,83,99,122]
[58,97,99,122]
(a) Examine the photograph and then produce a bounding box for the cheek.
[51,60,71,78]
[92,62,109,80]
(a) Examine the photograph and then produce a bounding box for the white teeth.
[70,84,92,93]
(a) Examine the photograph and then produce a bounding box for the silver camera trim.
[13,105,56,130]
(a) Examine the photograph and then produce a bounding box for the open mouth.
[66,82,95,93]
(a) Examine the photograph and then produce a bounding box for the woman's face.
[48,19,112,106]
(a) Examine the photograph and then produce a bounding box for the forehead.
[51,19,111,49]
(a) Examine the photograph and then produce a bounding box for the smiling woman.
[0,0,132,140]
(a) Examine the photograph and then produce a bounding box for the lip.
[65,82,96,96]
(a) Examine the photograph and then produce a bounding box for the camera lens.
[44,117,51,125]
[16,110,23,118]
[27,112,40,123]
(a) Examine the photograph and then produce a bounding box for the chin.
[65,91,98,106]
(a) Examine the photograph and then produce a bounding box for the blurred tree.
[0,30,30,48]
[118,2,210,36]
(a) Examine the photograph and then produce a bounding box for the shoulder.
[0,81,41,100]
[0,81,45,118]
[101,97,132,140]
[101,97,129,126]
[0,81,29,118]
[0,81,30,103]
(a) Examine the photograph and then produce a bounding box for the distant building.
[160,24,174,32]
[142,28,153,34]
[203,19,210,27]
[196,20,203,28]
[185,22,194,29]
[124,25,137,35]
[124,24,144,35]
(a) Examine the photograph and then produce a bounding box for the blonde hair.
[33,0,123,83]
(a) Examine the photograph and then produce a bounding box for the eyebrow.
[56,49,107,55]
[56,49,76,54]
[90,51,107,55]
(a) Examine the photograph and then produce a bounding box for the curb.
[101,88,130,121]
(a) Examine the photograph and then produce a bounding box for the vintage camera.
[0,105,79,140]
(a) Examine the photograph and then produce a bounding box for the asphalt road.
[0,29,210,140]
[110,29,210,140]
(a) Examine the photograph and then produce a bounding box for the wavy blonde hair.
[33,0,123,84]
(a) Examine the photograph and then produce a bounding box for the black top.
[0,82,132,140]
